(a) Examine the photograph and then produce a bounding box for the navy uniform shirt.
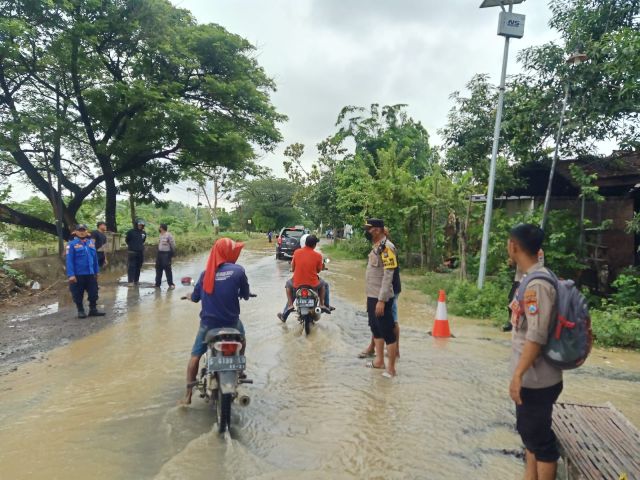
[66,237,99,277]
[191,263,250,329]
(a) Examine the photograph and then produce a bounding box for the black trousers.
[367,297,396,344]
[516,382,563,462]
[97,252,106,268]
[155,251,174,286]
[69,275,99,311]
[127,251,144,283]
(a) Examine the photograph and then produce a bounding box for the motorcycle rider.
[278,234,331,322]
[180,238,250,406]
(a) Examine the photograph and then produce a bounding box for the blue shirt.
[66,237,99,277]
[191,263,250,329]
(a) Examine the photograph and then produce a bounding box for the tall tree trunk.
[105,175,118,232]
[419,216,425,269]
[129,194,137,228]
[213,177,220,235]
[459,197,472,282]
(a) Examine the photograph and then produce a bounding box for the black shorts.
[367,297,396,345]
[515,382,563,462]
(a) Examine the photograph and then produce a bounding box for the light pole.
[540,51,589,231]
[477,0,526,289]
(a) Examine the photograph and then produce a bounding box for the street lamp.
[477,0,527,289]
[541,50,589,231]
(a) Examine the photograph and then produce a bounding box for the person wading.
[155,224,176,289]
[507,224,562,480]
[66,224,105,318]
[359,226,401,359]
[125,219,147,286]
[91,221,108,268]
[363,218,399,378]
[180,238,250,405]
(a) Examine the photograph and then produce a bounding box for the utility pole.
[477,0,526,289]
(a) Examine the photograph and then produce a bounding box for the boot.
[77,309,87,319]
[88,306,106,317]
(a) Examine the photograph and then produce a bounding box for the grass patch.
[591,303,640,349]
[406,271,509,325]
[174,231,255,255]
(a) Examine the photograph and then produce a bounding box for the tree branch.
[0,203,59,237]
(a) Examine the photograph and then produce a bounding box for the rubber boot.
[77,309,87,319]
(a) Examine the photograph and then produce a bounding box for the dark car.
[276,227,305,260]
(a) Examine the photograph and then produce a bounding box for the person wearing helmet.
[277,234,331,322]
[125,219,147,286]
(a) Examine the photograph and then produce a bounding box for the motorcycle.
[183,289,256,434]
[294,258,330,336]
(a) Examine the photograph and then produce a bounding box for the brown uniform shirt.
[510,264,563,389]
[365,238,396,302]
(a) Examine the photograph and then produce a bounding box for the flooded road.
[1,247,638,479]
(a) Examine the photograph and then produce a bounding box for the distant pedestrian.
[91,221,108,268]
[155,223,176,289]
[507,224,561,480]
[363,218,398,378]
[66,224,105,318]
[125,219,147,286]
[267,230,273,243]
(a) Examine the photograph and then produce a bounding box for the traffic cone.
[431,290,452,338]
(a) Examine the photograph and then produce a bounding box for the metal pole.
[541,82,570,232]
[477,31,511,289]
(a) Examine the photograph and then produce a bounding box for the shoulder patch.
[524,289,538,316]
[381,246,398,269]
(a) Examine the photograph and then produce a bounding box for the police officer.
[66,224,105,318]
[507,224,562,480]
[91,221,108,268]
[363,218,399,378]
[125,219,147,286]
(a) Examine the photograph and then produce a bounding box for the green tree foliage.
[234,177,303,231]
[0,0,285,237]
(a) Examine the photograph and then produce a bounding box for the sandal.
[366,361,385,369]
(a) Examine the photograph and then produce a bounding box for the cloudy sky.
[9,1,559,206]
[160,0,559,205]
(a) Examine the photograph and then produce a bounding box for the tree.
[234,177,303,231]
[0,0,285,237]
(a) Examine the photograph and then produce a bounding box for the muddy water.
[0,249,638,480]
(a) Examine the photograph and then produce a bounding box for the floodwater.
[0,247,638,480]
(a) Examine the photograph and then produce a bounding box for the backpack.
[516,270,593,370]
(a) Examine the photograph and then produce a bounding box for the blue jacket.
[191,263,250,329]
[66,237,99,277]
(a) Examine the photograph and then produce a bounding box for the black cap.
[136,219,145,226]
[75,224,88,231]
[364,218,384,228]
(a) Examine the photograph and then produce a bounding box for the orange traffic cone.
[431,290,452,338]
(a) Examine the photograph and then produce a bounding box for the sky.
[163,0,559,206]
[10,0,560,207]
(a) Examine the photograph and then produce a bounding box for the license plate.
[209,355,246,372]
[297,298,315,307]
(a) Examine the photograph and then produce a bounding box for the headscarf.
[203,237,245,294]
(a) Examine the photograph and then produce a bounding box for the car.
[276,226,305,260]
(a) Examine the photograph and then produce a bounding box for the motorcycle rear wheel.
[304,316,312,336]
[216,389,232,434]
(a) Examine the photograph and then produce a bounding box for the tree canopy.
[0,0,285,237]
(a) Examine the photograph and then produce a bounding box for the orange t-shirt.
[292,247,323,288]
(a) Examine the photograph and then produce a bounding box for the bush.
[1,264,27,287]
[322,236,371,260]
[611,269,640,306]
[408,271,510,325]
[591,303,640,349]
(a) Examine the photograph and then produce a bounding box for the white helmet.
[300,233,309,247]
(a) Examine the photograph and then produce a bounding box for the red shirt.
[292,247,323,288]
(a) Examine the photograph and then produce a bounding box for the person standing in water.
[155,224,176,289]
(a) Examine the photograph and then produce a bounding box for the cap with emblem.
[75,224,88,231]
[364,218,384,228]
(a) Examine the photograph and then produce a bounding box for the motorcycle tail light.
[301,289,309,298]
[213,341,242,356]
